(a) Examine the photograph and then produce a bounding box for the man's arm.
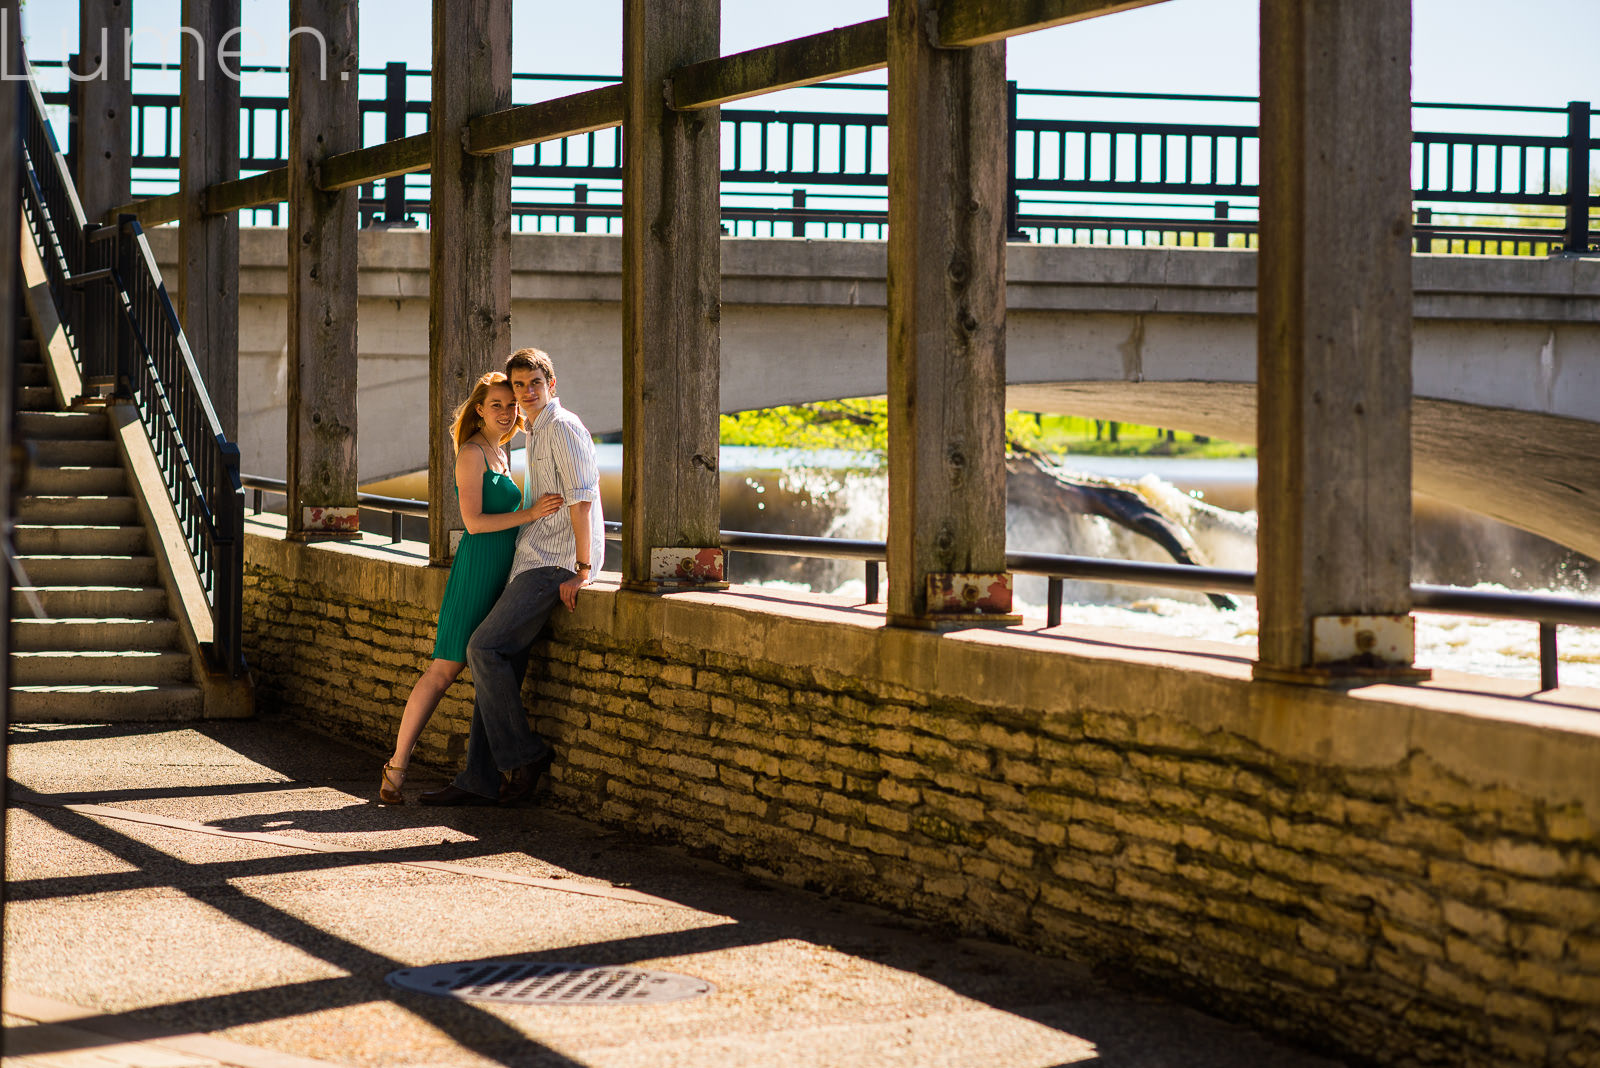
[559,500,592,610]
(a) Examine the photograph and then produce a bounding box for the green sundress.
[431,465,523,662]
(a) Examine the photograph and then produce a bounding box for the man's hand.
[560,572,586,611]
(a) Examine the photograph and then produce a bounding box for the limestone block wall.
[244,526,1600,1068]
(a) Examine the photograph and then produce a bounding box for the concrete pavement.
[3,716,1345,1068]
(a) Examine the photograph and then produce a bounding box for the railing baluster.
[1540,622,1559,691]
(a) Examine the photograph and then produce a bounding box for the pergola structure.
[58,0,1420,683]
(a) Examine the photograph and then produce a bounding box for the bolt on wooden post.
[885,0,1015,627]
[1254,0,1426,684]
[286,0,361,540]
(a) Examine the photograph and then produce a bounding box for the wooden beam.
[104,192,183,228]
[935,0,1172,46]
[178,0,240,439]
[285,0,360,540]
[1253,0,1419,683]
[319,132,430,191]
[885,0,1013,626]
[622,0,724,588]
[205,168,289,214]
[429,0,512,565]
[668,19,886,110]
[465,83,623,155]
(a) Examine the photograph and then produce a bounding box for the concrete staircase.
[10,311,205,721]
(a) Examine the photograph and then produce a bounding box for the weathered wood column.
[621,0,724,589]
[884,0,1014,627]
[428,0,511,565]
[285,0,359,539]
[1,0,22,806]
[1254,0,1423,684]
[178,0,240,439]
[74,0,131,223]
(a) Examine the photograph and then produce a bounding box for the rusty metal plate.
[649,546,726,584]
[386,960,715,1005]
[926,571,1014,614]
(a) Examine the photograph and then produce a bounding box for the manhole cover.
[386,960,714,1005]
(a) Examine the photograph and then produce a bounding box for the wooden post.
[1,0,22,837]
[621,0,724,589]
[1254,0,1423,684]
[428,0,511,565]
[75,0,132,224]
[178,0,240,439]
[285,0,359,539]
[884,0,1015,626]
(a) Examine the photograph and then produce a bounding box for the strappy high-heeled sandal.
[379,762,407,805]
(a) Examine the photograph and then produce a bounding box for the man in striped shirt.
[420,347,606,806]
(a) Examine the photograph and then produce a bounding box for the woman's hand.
[526,492,564,520]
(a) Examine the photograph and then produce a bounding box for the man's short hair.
[505,347,555,386]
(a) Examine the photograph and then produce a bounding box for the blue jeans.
[452,565,568,799]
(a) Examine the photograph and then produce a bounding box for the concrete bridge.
[150,229,1600,560]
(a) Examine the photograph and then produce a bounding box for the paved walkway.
[3,718,1345,1068]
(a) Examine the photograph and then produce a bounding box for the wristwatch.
[575,562,591,572]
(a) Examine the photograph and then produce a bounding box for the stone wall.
[244,523,1600,1068]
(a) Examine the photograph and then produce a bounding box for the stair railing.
[17,54,246,677]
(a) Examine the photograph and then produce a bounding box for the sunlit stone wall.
[244,525,1600,1068]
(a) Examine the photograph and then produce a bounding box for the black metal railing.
[239,478,1598,692]
[20,53,246,677]
[34,62,1597,254]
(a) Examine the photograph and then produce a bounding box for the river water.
[672,448,1600,690]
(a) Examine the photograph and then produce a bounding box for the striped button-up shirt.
[509,397,605,581]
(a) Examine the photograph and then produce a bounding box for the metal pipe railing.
[240,480,1599,691]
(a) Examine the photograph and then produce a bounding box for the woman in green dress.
[379,372,563,803]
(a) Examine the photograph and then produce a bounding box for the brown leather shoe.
[499,750,554,806]
[418,783,496,806]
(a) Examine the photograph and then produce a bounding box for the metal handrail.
[240,479,1597,690]
[36,74,1595,253]
[19,48,246,676]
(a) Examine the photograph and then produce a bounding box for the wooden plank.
[104,192,183,228]
[669,19,886,110]
[935,0,1172,46]
[74,0,132,223]
[429,0,513,565]
[1254,0,1418,681]
[885,0,1012,625]
[285,0,361,540]
[621,0,723,587]
[319,132,430,191]
[178,0,240,439]
[465,84,623,155]
[204,168,289,214]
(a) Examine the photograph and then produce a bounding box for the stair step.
[22,466,127,496]
[14,555,158,586]
[13,586,169,617]
[18,361,49,387]
[11,649,193,686]
[15,410,110,440]
[8,684,205,722]
[11,525,148,555]
[11,617,181,651]
[17,337,38,358]
[16,384,55,410]
[27,439,119,465]
[15,496,140,524]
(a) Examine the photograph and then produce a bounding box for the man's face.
[509,368,553,419]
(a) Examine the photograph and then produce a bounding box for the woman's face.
[477,383,519,439]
